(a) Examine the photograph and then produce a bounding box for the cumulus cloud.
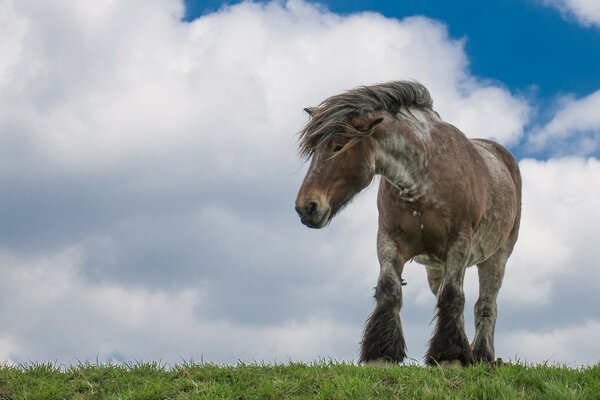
[0,0,529,176]
[2,0,597,366]
[501,321,600,365]
[0,248,360,363]
[527,89,600,156]
[544,0,600,28]
[492,157,600,365]
[504,158,600,302]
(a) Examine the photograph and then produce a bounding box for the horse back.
[470,138,521,198]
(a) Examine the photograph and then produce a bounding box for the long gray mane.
[299,81,434,159]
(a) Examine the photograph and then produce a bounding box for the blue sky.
[1,0,600,366]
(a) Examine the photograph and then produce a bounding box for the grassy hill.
[0,361,599,399]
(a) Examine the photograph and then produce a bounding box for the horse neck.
[372,122,429,197]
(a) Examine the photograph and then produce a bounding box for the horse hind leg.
[425,265,443,295]
[360,231,407,364]
[472,250,508,363]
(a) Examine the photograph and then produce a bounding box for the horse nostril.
[306,201,318,216]
[296,201,319,219]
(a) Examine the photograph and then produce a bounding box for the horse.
[294,81,521,365]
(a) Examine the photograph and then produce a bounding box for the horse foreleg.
[360,230,407,364]
[472,249,508,363]
[425,232,475,366]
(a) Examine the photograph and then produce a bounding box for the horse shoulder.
[424,125,488,228]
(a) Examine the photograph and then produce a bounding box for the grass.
[0,360,599,399]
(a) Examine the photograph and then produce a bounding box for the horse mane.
[298,81,434,159]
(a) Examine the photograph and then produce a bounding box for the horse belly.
[413,254,445,269]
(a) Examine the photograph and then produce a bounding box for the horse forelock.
[298,81,434,159]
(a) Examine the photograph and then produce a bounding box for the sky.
[0,0,599,366]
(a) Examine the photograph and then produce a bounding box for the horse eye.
[332,144,344,153]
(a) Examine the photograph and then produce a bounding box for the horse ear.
[304,107,316,116]
[351,116,384,132]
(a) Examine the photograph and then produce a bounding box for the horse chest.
[378,195,449,259]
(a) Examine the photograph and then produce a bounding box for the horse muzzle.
[295,199,331,229]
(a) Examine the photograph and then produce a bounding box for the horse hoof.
[437,360,462,368]
[365,358,397,367]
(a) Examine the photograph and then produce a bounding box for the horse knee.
[374,272,403,308]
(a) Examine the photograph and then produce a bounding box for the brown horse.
[295,81,521,365]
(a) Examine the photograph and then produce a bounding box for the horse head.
[295,111,383,228]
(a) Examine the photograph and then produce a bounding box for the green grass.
[0,361,599,399]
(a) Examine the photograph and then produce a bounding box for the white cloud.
[528,89,600,155]
[443,84,530,146]
[501,321,600,365]
[9,0,600,366]
[0,0,529,176]
[479,157,600,365]
[544,0,600,28]
[0,248,361,364]
[503,158,600,304]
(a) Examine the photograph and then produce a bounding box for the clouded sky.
[1,0,599,366]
